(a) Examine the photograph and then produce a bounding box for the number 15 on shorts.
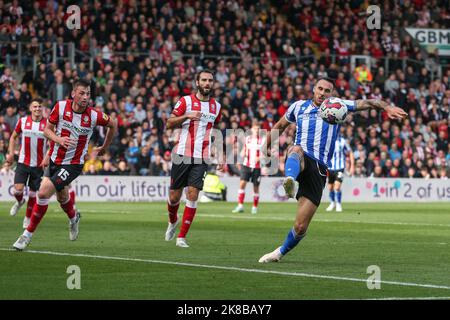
[58,168,70,181]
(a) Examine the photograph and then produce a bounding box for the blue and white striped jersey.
[285,99,356,168]
[329,135,351,171]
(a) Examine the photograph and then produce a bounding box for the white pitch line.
[363,296,450,300]
[80,209,450,228]
[1,248,449,291]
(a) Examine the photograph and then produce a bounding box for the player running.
[12,79,117,250]
[259,77,407,263]
[325,133,354,212]
[164,69,222,248]
[6,100,48,229]
[232,120,264,214]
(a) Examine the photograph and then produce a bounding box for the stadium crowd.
[0,0,449,179]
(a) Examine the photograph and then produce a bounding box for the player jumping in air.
[259,77,407,263]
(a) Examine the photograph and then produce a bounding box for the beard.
[198,86,211,97]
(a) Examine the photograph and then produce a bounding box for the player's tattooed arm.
[355,99,408,120]
[355,99,388,111]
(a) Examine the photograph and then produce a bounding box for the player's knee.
[37,191,49,201]
[14,186,24,194]
[293,221,308,235]
[288,145,304,156]
[169,191,181,204]
[186,188,200,201]
[57,193,69,204]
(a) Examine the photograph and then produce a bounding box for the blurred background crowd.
[0,0,449,179]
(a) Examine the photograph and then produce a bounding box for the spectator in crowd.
[0,0,448,180]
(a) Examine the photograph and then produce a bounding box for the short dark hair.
[196,69,215,81]
[316,77,336,88]
[73,78,91,89]
[30,98,42,105]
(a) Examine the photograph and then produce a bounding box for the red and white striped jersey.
[243,136,264,169]
[14,116,47,167]
[48,99,110,165]
[172,94,222,159]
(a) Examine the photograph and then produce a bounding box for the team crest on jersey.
[192,101,201,111]
[210,103,216,114]
[40,123,45,131]
[174,101,181,109]
[66,111,71,117]
[84,116,89,123]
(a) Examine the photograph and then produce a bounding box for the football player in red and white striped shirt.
[164,69,223,248]
[13,79,117,251]
[232,121,265,214]
[6,100,49,228]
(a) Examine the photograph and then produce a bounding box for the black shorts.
[14,163,44,191]
[295,155,328,207]
[170,157,208,190]
[44,160,83,192]
[328,170,344,184]
[240,166,261,186]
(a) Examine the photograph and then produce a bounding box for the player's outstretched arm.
[93,118,117,156]
[355,99,408,120]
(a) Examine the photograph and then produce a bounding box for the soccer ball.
[319,97,348,125]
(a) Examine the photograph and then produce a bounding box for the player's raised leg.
[13,178,56,250]
[259,197,317,263]
[283,145,304,198]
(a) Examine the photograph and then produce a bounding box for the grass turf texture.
[0,201,449,300]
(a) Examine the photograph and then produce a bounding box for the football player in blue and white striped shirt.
[326,133,354,212]
[259,77,407,263]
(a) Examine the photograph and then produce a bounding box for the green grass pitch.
[0,201,449,300]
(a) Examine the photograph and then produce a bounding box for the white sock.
[23,230,33,238]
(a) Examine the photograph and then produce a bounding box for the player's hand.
[386,106,408,120]
[58,136,77,149]
[40,157,50,168]
[216,163,224,172]
[93,146,106,156]
[186,111,201,121]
